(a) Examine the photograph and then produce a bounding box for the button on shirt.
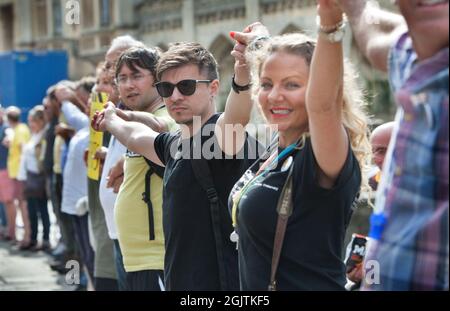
[364,33,449,291]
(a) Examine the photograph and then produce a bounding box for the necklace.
[231,136,307,230]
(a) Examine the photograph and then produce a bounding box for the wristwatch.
[317,15,347,44]
[231,75,252,94]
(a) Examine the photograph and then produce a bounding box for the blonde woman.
[17,106,49,251]
[227,1,371,290]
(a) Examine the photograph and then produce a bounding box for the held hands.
[92,102,132,132]
[54,86,75,104]
[317,0,344,27]
[229,22,270,86]
[92,102,116,132]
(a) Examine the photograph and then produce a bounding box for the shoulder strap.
[142,167,156,241]
[268,164,295,291]
[191,158,229,291]
[144,157,165,178]
[142,158,165,241]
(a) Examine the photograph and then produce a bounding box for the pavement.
[0,240,69,291]
[0,205,79,291]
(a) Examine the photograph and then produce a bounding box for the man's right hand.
[107,157,125,194]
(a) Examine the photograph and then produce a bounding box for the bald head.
[371,122,395,169]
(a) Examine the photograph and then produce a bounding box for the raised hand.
[229,22,270,85]
[317,0,344,26]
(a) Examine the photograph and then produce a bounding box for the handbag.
[24,170,47,198]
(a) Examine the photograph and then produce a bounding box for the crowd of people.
[0,0,447,291]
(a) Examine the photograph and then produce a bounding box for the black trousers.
[126,270,165,291]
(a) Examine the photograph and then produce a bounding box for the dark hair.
[76,76,96,94]
[156,42,219,81]
[6,106,21,123]
[115,47,161,81]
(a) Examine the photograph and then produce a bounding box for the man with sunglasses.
[94,35,263,290]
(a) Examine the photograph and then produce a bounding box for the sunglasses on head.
[155,79,212,98]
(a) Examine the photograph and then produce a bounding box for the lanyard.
[231,141,300,228]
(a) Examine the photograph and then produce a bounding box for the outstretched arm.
[94,103,164,167]
[338,0,406,72]
[115,109,170,133]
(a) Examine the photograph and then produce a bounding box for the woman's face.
[28,116,45,133]
[258,51,310,134]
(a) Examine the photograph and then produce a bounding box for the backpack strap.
[142,167,156,241]
[142,158,165,241]
[191,158,229,291]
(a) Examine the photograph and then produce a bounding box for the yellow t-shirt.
[7,123,31,178]
[114,107,177,272]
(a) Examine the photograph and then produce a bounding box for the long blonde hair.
[248,33,373,198]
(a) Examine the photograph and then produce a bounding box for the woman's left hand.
[230,22,270,86]
[317,0,344,26]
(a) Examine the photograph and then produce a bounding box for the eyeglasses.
[115,73,152,86]
[155,80,212,98]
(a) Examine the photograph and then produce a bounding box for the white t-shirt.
[99,137,126,239]
[17,129,45,181]
[61,127,89,215]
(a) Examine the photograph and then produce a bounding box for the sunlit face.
[28,116,45,133]
[371,127,393,169]
[116,64,159,112]
[258,52,310,136]
[160,64,219,125]
[397,0,449,48]
[96,69,119,104]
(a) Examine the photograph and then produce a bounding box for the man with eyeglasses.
[99,46,176,291]
[94,39,261,290]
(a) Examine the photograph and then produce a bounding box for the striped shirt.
[364,33,449,290]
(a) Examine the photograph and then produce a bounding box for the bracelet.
[231,75,252,94]
[316,14,347,34]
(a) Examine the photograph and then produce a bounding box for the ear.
[209,79,220,98]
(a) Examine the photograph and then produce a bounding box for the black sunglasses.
[155,79,212,98]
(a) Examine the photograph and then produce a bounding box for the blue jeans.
[27,197,50,242]
[113,239,128,291]
[0,202,7,227]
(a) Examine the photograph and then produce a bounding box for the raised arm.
[94,103,164,167]
[338,0,406,72]
[216,22,269,156]
[306,0,349,188]
[61,101,89,131]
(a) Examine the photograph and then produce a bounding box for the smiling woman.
[226,5,372,290]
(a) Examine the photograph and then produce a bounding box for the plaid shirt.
[364,33,449,291]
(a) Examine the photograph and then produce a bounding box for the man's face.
[104,48,125,103]
[116,64,159,112]
[159,64,219,125]
[96,69,120,104]
[105,48,123,75]
[397,0,449,47]
[371,127,393,170]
